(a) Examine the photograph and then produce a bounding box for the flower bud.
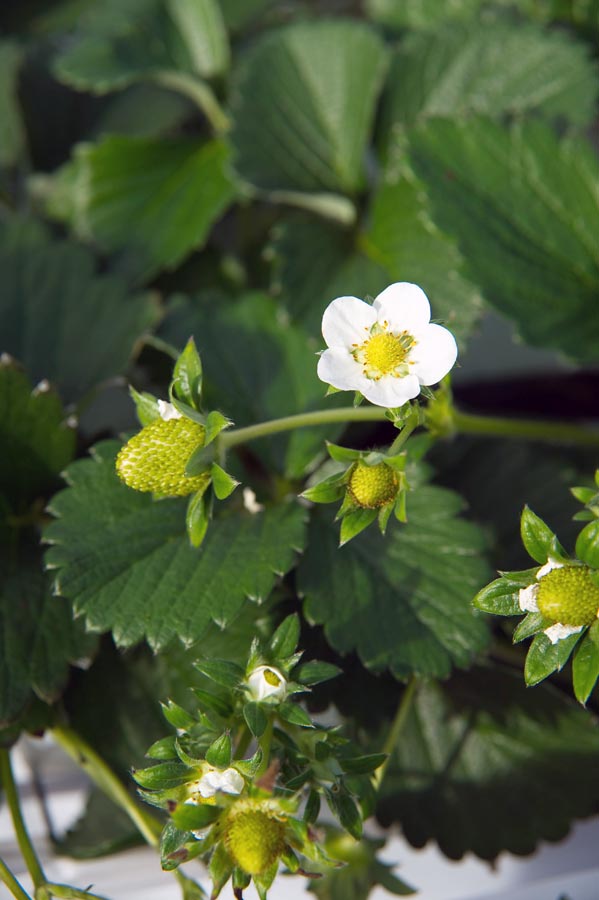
[116,417,209,497]
[347,461,398,509]
[223,800,286,875]
[246,665,287,702]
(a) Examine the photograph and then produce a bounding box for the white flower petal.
[537,559,564,579]
[373,283,431,333]
[321,296,377,348]
[411,323,458,386]
[360,373,421,408]
[543,623,583,645]
[197,767,244,798]
[317,348,362,391]
[158,400,182,421]
[518,584,539,613]
[247,665,287,701]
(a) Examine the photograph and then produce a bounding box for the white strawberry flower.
[246,665,287,702]
[189,766,244,801]
[317,282,458,408]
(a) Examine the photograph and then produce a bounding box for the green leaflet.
[407,117,599,362]
[44,441,307,650]
[299,475,490,680]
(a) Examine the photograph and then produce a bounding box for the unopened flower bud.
[247,665,287,702]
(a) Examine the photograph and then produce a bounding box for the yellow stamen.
[352,326,416,381]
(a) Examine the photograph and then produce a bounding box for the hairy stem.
[453,410,599,446]
[221,407,389,448]
[0,750,46,889]
[373,677,418,792]
[0,857,32,900]
[388,412,420,455]
[154,71,230,133]
[50,727,160,848]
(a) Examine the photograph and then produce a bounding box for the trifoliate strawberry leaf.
[44,441,307,650]
[74,136,236,281]
[378,22,597,145]
[229,19,387,199]
[407,118,599,362]
[0,215,158,403]
[0,362,75,511]
[271,169,482,344]
[162,292,352,478]
[0,41,25,168]
[299,475,490,680]
[376,666,599,859]
[0,547,96,726]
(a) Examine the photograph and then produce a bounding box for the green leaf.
[193,659,244,689]
[339,754,386,776]
[407,118,599,362]
[575,519,599,568]
[294,661,341,686]
[299,480,490,680]
[205,732,232,768]
[278,701,313,728]
[210,464,239,501]
[365,0,483,29]
[0,215,158,403]
[524,631,582,686]
[162,292,349,478]
[76,136,236,281]
[572,621,599,704]
[172,337,203,410]
[472,577,521,616]
[166,0,229,78]
[44,441,307,650]
[0,42,25,168]
[520,506,557,565]
[271,169,483,344]
[229,20,388,196]
[192,688,232,719]
[243,701,267,738]
[376,666,599,859]
[378,22,598,144]
[269,614,300,659]
[326,786,362,840]
[0,362,75,510]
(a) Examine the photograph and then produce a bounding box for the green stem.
[373,677,418,792]
[233,725,253,761]
[0,750,46,889]
[221,407,388,449]
[0,857,32,900]
[256,719,274,778]
[154,71,230,133]
[388,412,420,456]
[42,884,109,900]
[50,727,160,848]
[453,410,599,446]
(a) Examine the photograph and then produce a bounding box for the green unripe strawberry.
[116,417,209,497]
[537,565,599,626]
[347,461,398,509]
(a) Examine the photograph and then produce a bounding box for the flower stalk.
[373,676,419,791]
[0,857,32,900]
[0,750,46,892]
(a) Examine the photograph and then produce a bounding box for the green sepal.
[353,391,364,407]
[210,463,240,500]
[253,860,279,900]
[160,822,193,871]
[393,490,408,522]
[285,769,312,791]
[243,701,267,737]
[129,386,160,426]
[326,785,362,840]
[231,748,263,778]
[384,451,408,472]
[325,384,342,396]
[575,520,599,569]
[206,732,232,769]
[204,410,234,445]
[169,393,206,425]
[419,385,436,401]
[176,736,209,767]
[294,661,341,686]
[194,659,245,688]
[172,337,203,411]
[339,753,387,775]
[303,789,320,824]
[161,700,197,731]
[185,442,217,476]
[524,630,584,686]
[573,621,599,705]
[473,577,522,616]
[137,786,180,810]
[281,847,300,873]
[147,736,178,760]
[186,490,211,548]
[378,502,394,535]
[339,508,377,546]
[192,688,233,719]
[278,701,314,728]
[209,842,234,899]
[301,472,347,504]
[520,506,558,564]
[326,442,362,463]
[573,510,596,522]
[269,613,301,658]
[171,802,219,832]
[513,612,551,643]
[499,568,538,587]
[132,761,191,790]
[232,868,251,891]
[571,486,597,505]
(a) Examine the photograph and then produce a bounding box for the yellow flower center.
[537,565,599,626]
[352,326,416,381]
[224,802,286,875]
[116,417,209,497]
[263,669,281,687]
[348,461,398,509]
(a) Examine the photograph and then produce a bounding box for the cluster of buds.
[474,480,599,702]
[301,442,411,545]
